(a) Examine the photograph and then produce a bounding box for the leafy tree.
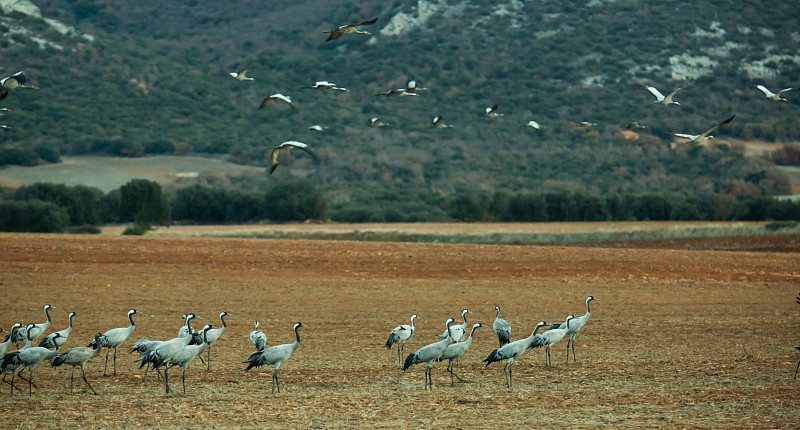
[264,179,327,222]
[13,183,102,225]
[120,179,170,228]
[0,200,69,232]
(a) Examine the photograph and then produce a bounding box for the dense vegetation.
[2,180,799,233]
[1,0,799,223]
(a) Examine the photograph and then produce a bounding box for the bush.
[33,143,61,163]
[0,200,69,232]
[63,224,102,234]
[264,179,327,222]
[122,224,149,235]
[0,148,39,166]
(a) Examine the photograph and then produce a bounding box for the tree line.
[1,179,799,234]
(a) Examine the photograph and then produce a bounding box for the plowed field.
[0,233,798,428]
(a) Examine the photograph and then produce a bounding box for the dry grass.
[0,233,798,429]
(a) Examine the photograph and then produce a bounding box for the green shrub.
[0,200,69,232]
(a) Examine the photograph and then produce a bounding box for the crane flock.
[0,297,604,396]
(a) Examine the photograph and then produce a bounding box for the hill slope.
[1,0,798,200]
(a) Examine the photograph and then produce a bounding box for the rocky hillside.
[1,0,798,200]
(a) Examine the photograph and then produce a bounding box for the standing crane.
[386,314,417,365]
[91,309,139,376]
[0,323,22,356]
[249,321,267,351]
[438,309,470,342]
[483,322,547,387]
[493,306,511,346]
[0,327,61,395]
[13,304,54,346]
[138,314,197,394]
[39,311,77,349]
[529,316,574,369]
[402,318,456,390]
[52,331,104,395]
[549,296,596,363]
[168,325,213,394]
[204,312,229,370]
[438,323,483,386]
[244,322,305,394]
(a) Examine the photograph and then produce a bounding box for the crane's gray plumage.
[324,17,378,41]
[13,304,53,346]
[484,322,546,387]
[0,71,38,90]
[139,314,197,394]
[0,326,61,395]
[249,321,267,351]
[204,312,228,370]
[674,114,735,144]
[438,323,482,386]
[0,323,22,356]
[550,296,595,363]
[168,325,212,394]
[269,141,319,175]
[530,315,574,369]
[386,314,417,365]
[757,85,792,101]
[244,322,304,394]
[646,85,681,105]
[438,309,470,342]
[39,311,76,349]
[52,331,103,395]
[403,318,456,390]
[91,309,139,376]
[493,306,511,346]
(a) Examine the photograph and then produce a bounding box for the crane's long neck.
[293,326,301,345]
[44,306,51,323]
[410,316,416,333]
[495,308,500,318]
[220,314,227,328]
[462,312,468,325]
[585,300,592,317]
[128,312,136,328]
[68,314,75,329]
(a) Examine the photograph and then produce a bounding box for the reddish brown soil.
[0,233,798,428]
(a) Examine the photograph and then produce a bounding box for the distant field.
[107,220,800,247]
[0,156,263,192]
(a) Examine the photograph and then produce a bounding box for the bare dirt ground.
[0,232,798,428]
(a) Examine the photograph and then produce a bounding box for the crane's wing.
[269,147,281,174]
[12,71,26,86]
[674,133,697,140]
[0,89,7,103]
[354,17,378,27]
[756,85,773,97]
[778,87,793,94]
[646,85,665,101]
[665,88,682,99]
[697,114,735,140]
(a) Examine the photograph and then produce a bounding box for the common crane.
[485,104,503,117]
[269,141,319,175]
[301,81,348,91]
[258,93,295,109]
[526,120,542,130]
[168,325,213,394]
[370,117,388,127]
[138,314,197,394]
[52,331,103,395]
[402,318,456,390]
[0,71,38,90]
[376,88,418,97]
[0,323,22,356]
[204,311,228,370]
[432,115,452,128]
[229,69,254,81]
[179,314,204,345]
[404,78,427,94]
[39,311,76,349]
[249,321,267,351]
[1,327,61,395]
[91,309,139,376]
[646,85,681,105]
[757,85,791,101]
[324,18,378,41]
[244,322,305,394]
[549,296,595,363]
[438,309,470,342]
[483,322,547,387]
[386,314,417,365]
[674,114,735,144]
[13,304,54,346]
[530,315,574,369]
[438,323,482,386]
[493,306,511,346]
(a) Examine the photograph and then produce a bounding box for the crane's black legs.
[545,347,552,369]
[206,347,212,370]
[103,349,110,376]
[112,348,118,376]
[571,338,577,363]
[163,366,171,394]
[81,365,97,395]
[446,361,465,386]
[1,374,24,393]
[69,366,75,394]
[271,369,279,394]
[795,360,799,380]
[182,368,186,394]
[28,367,35,395]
